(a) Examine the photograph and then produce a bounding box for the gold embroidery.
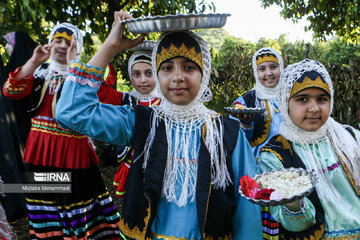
[150,232,232,240]
[156,43,203,71]
[30,128,87,139]
[203,233,232,240]
[256,54,278,66]
[261,148,284,163]
[71,62,105,75]
[201,159,213,238]
[133,59,151,65]
[282,223,324,240]
[119,200,151,240]
[250,100,271,147]
[52,31,73,41]
[150,232,191,240]
[275,135,293,155]
[26,197,56,204]
[151,99,161,107]
[290,76,330,98]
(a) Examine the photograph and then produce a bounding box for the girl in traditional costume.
[231,47,283,159]
[98,50,161,197]
[258,59,360,239]
[2,23,121,239]
[56,10,262,240]
[231,47,284,239]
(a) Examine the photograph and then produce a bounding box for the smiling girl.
[56,10,262,240]
[231,48,284,159]
[258,59,360,239]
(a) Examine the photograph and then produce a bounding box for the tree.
[258,0,360,43]
[195,28,231,50]
[0,0,214,90]
[0,0,215,54]
[207,37,256,113]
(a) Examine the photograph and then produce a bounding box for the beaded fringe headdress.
[140,31,231,207]
[127,51,159,100]
[279,58,360,202]
[35,23,83,94]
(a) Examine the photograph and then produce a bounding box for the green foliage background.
[1,1,359,127]
[258,0,360,43]
[199,29,360,127]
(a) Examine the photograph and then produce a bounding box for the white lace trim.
[137,31,231,207]
[35,61,68,94]
[278,59,360,202]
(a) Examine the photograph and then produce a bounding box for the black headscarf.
[4,31,37,76]
[0,32,37,219]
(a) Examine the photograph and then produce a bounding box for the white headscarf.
[279,58,360,202]
[127,51,159,100]
[35,22,83,94]
[139,31,231,207]
[252,47,284,103]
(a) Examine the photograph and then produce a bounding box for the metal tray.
[130,40,156,51]
[239,168,318,207]
[224,107,265,115]
[122,13,231,33]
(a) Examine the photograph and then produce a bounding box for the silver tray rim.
[224,107,265,115]
[122,13,231,33]
[129,40,156,51]
[239,167,318,207]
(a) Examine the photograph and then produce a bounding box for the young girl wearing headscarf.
[258,59,360,239]
[3,23,121,239]
[231,47,284,159]
[56,10,262,240]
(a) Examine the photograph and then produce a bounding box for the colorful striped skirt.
[25,164,121,239]
[261,206,279,240]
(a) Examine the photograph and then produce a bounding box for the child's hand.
[230,113,254,124]
[67,36,79,66]
[105,10,146,55]
[88,10,146,69]
[30,44,52,67]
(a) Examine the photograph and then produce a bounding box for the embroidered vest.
[119,106,239,240]
[27,64,63,118]
[242,90,272,147]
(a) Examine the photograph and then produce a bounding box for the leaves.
[201,29,360,126]
[259,0,360,43]
[0,0,213,55]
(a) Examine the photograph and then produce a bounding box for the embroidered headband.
[290,70,331,98]
[51,27,74,42]
[156,31,203,71]
[255,49,279,66]
[48,23,83,57]
[128,51,152,80]
[132,55,151,66]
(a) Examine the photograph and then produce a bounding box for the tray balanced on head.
[129,40,156,51]
[122,13,231,34]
